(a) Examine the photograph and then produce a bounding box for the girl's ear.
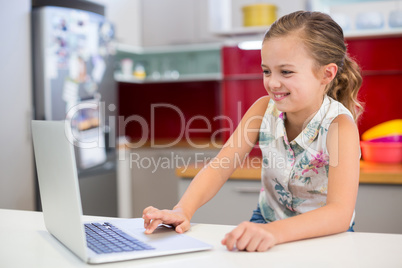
[322,63,338,85]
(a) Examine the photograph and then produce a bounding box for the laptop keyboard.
[85,222,154,254]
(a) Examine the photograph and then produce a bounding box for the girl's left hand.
[221,221,276,252]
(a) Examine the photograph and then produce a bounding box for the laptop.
[31,120,212,264]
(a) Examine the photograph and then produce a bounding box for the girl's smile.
[272,92,290,102]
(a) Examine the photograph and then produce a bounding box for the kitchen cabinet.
[117,147,219,218]
[222,35,402,140]
[179,178,260,225]
[118,80,222,142]
[221,46,266,145]
[104,0,221,47]
[141,0,222,46]
[355,184,402,234]
[346,36,402,135]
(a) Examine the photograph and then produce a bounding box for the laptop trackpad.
[108,219,212,252]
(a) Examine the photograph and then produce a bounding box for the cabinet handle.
[234,187,261,193]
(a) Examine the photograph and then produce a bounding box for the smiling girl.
[142,11,363,252]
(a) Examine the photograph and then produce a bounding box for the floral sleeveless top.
[258,96,353,222]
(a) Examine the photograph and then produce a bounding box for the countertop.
[118,141,402,185]
[176,159,402,185]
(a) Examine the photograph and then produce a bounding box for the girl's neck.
[284,114,306,142]
[284,103,322,142]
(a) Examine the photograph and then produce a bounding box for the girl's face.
[261,34,328,120]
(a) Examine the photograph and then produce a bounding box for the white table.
[1,209,401,268]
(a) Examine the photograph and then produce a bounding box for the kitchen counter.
[118,141,402,184]
[2,209,402,267]
[176,159,402,185]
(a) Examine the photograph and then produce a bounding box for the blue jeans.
[249,205,268,223]
[249,205,355,232]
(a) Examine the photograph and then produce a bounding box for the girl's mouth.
[272,93,290,101]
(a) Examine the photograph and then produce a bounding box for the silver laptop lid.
[32,120,87,261]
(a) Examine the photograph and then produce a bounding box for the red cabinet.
[347,36,402,135]
[221,36,402,139]
[221,46,266,143]
[347,37,402,71]
[118,81,221,143]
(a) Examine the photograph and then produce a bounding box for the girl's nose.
[265,75,281,90]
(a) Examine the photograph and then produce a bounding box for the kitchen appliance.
[32,0,118,216]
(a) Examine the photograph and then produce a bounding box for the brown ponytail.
[326,54,363,121]
[264,11,364,121]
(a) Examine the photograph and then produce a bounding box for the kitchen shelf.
[211,25,269,37]
[114,72,222,84]
[211,26,402,40]
[344,28,402,39]
[114,42,222,84]
[115,42,222,54]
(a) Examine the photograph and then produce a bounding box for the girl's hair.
[264,11,363,121]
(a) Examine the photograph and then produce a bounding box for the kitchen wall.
[92,0,220,47]
[91,0,143,46]
[93,0,308,47]
[0,0,35,210]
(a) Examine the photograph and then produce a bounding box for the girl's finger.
[144,219,163,234]
[142,206,158,228]
[223,226,245,251]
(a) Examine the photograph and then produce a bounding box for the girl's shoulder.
[248,96,271,117]
[325,98,359,151]
[254,95,270,107]
[328,113,358,136]
[324,97,354,123]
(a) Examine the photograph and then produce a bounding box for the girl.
[142,11,363,252]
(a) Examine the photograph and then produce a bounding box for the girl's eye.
[262,70,271,75]
[282,70,293,75]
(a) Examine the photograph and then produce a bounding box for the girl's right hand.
[142,206,190,234]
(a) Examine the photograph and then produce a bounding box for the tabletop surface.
[1,209,402,268]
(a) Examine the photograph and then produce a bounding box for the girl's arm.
[222,114,360,251]
[143,96,270,234]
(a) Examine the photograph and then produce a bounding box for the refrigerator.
[32,0,118,217]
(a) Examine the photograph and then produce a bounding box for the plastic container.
[369,135,402,143]
[356,11,384,30]
[362,119,402,141]
[121,58,133,77]
[332,12,351,31]
[389,10,402,28]
[242,4,277,27]
[360,141,402,164]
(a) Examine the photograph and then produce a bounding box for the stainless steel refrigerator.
[32,0,118,216]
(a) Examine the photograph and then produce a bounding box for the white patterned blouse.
[258,95,354,222]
